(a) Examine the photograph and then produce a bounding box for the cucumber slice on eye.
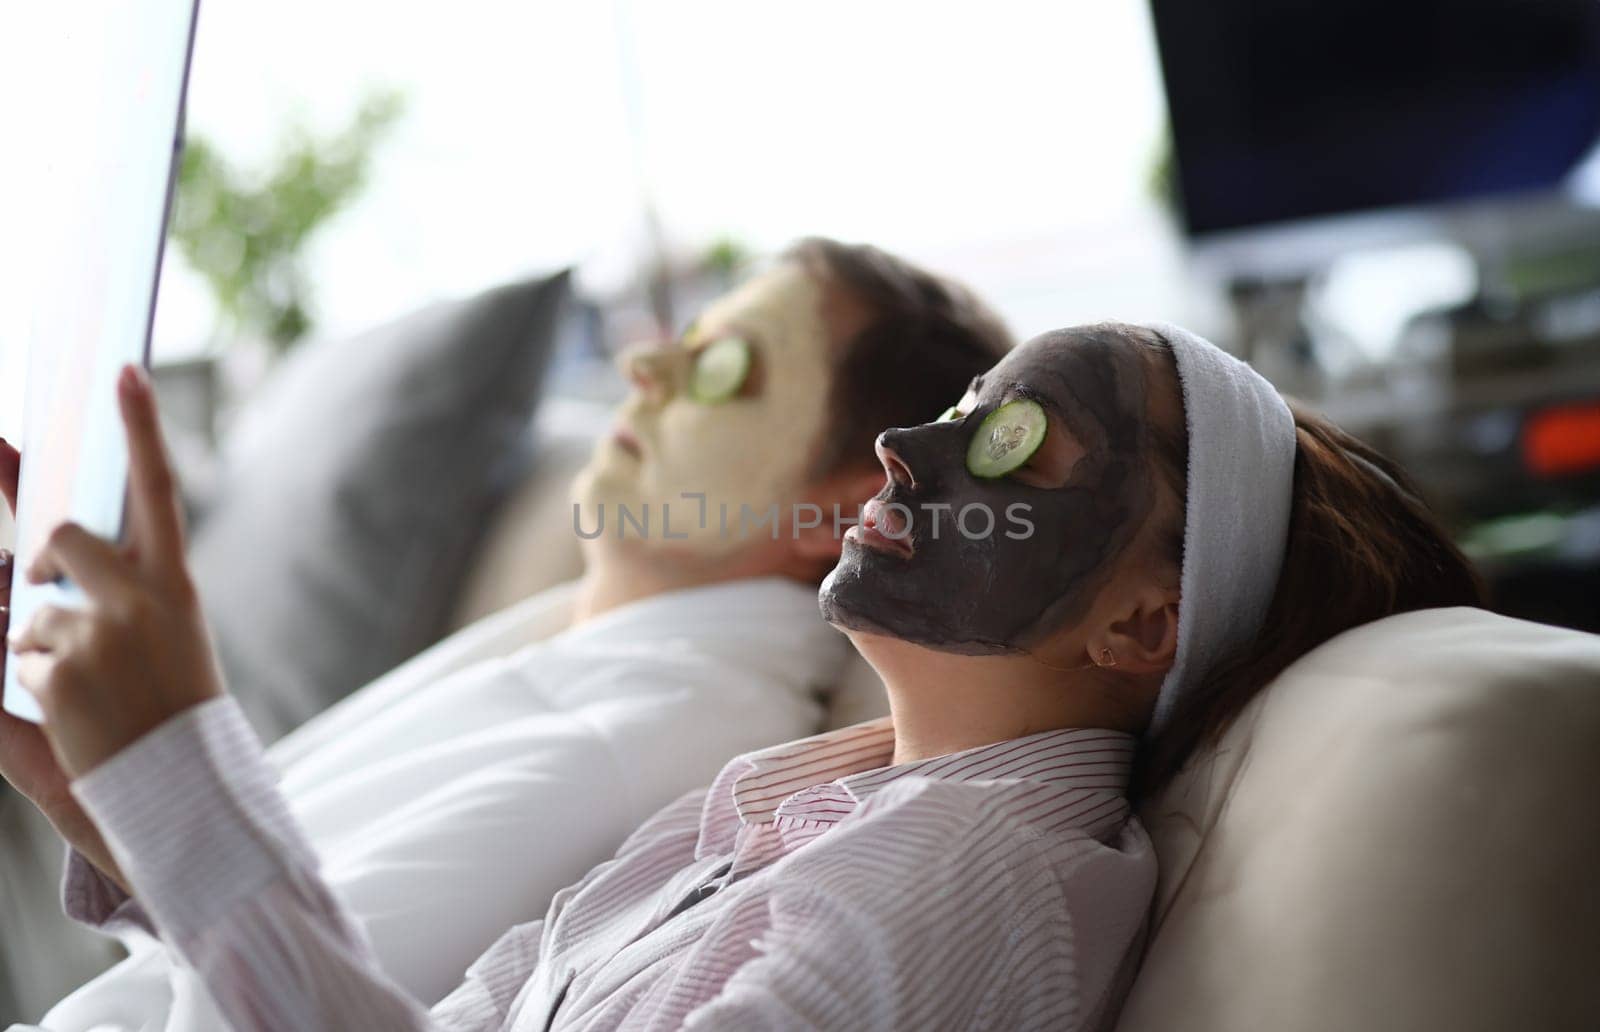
[966,399,1047,478]
[689,337,752,403]
[937,405,962,422]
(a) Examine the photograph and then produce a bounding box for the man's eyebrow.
[676,320,702,346]
[720,321,763,347]
[686,322,765,354]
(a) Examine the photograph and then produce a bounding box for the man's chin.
[570,456,640,512]
[570,482,756,563]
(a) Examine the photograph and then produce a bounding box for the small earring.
[1098,647,1116,668]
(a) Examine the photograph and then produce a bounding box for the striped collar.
[696,718,1137,858]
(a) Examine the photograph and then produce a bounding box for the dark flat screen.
[1150,0,1600,235]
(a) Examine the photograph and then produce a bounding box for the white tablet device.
[2,0,201,722]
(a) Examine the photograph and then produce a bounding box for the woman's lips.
[849,497,914,559]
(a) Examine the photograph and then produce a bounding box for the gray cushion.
[188,271,569,739]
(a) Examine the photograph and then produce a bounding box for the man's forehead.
[692,264,825,348]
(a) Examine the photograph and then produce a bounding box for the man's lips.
[849,496,914,559]
[611,424,643,458]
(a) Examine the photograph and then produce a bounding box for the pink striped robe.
[67,697,1156,1030]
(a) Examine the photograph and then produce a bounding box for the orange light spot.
[1523,403,1600,478]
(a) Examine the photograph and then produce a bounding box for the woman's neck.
[851,632,1149,766]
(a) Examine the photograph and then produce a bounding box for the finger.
[9,604,86,655]
[9,604,88,652]
[0,438,18,514]
[11,651,58,712]
[117,365,186,571]
[25,522,129,599]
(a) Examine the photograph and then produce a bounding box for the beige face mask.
[571,264,835,559]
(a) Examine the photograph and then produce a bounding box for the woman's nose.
[878,420,966,489]
[617,344,677,402]
[874,431,918,489]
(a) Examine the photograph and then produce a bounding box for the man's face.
[819,328,1158,653]
[572,265,835,557]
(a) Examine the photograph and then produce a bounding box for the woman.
[0,323,1480,1030]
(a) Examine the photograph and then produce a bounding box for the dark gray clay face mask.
[819,327,1158,654]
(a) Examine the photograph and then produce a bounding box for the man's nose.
[617,344,679,402]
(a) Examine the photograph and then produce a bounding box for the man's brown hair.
[784,238,1014,477]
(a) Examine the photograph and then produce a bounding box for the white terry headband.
[1141,322,1297,741]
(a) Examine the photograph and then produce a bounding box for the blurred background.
[1,0,1599,1022]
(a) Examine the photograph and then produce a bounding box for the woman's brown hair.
[1133,350,1487,799]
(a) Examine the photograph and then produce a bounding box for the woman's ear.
[791,466,885,564]
[1091,588,1180,675]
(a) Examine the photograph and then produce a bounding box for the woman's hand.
[9,365,223,782]
[0,542,77,815]
[0,439,131,889]
[0,439,75,813]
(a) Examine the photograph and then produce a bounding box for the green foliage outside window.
[169,89,405,354]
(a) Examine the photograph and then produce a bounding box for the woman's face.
[819,326,1160,654]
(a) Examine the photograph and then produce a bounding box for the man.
[23,238,1011,1029]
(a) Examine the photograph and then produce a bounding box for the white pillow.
[1118,607,1600,1032]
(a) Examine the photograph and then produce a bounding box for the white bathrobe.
[34,576,845,1032]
